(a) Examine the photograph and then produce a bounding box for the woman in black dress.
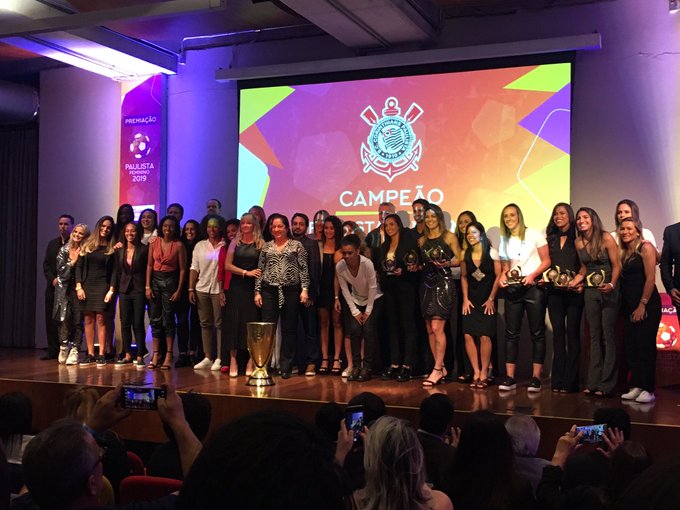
[419,204,462,386]
[545,203,583,393]
[618,217,661,403]
[221,213,263,376]
[317,215,344,375]
[461,222,500,388]
[75,216,115,366]
[377,214,420,382]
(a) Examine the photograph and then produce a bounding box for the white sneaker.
[621,387,642,400]
[211,358,222,371]
[635,390,655,403]
[65,347,79,366]
[193,357,213,370]
[58,346,69,364]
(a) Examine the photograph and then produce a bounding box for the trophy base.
[246,367,275,387]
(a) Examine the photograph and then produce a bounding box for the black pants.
[504,285,547,364]
[384,280,418,367]
[623,291,661,392]
[547,290,583,391]
[45,286,60,357]
[119,291,147,356]
[344,297,383,368]
[298,301,319,366]
[260,285,301,373]
[149,271,179,339]
[178,290,201,355]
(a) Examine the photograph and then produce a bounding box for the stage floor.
[1,348,679,459]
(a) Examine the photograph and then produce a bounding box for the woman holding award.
[569,207,620,397]
[497,204,551,393]
[545,203,583,393]
[377,214,420,382]
[460,222,500,389]
[418,204,462,387]
[618,217,661,403]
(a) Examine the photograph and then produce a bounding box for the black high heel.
[330,359,342,375]
[422,367,444,387]
[318,358,330,375]
[161,351,173,370]
[147,351,160,369]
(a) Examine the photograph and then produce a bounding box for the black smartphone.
[345,405,364,443]
[120,385,167,410]
[576,423,606,444]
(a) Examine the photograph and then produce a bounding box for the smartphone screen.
[120,385,167,410]
[345,405,364,442]
[576,423,606,444]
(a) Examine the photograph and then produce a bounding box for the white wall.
[35,67,120,348]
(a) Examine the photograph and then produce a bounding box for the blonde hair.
[618,217,645,266]
[63,387,100,423]
[236,213,264,250]
[359,416,430,510]
[500,203,527,241]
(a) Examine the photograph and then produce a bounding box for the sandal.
[318,358,330,375]
[147,351,160,369]
[229,364,238,378]
[457,374,473,384]
[476,379,489,389]
[470,378,480,388]
[422,367,444,387]
[161,351,173,371]
[331,359,342,375]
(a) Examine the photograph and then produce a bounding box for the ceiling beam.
[0,0,226,38]
[216,33,601,82]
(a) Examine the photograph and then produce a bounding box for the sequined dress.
[419,236,455,319]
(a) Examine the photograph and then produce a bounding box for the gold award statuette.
[382,258,397,276]
[403,249,418,268]
[585,270,606,288]
[543,265,575,288]
[505,266,523,286]
[246,322,276,387]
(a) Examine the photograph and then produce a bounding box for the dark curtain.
[0,125,38,347]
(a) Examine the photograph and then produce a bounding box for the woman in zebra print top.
[254,213,310,378]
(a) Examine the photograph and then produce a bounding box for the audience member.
[607,441,651,505]
[176,411,347,510]
[505,415,551,495]
[446,410,534,510]
[0,392,33,496]
[612,456,680,510]
[147,392,212,480]
[417,394,456,492]
[593,407,631,440]
[314,402,344,444]
[347,416,452,510]
[63,387,131,501]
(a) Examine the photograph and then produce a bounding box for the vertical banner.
[119,75,166,218]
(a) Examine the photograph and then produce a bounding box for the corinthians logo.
[360,97,423,182]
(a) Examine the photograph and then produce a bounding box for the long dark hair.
[546,202,576,244]
[455,210,477,248]
[463,221,492,265]
[576,207,605,258]
[322,215,343,251]
[120,221,142,248]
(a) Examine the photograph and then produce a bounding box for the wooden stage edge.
[1,348,680,460]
